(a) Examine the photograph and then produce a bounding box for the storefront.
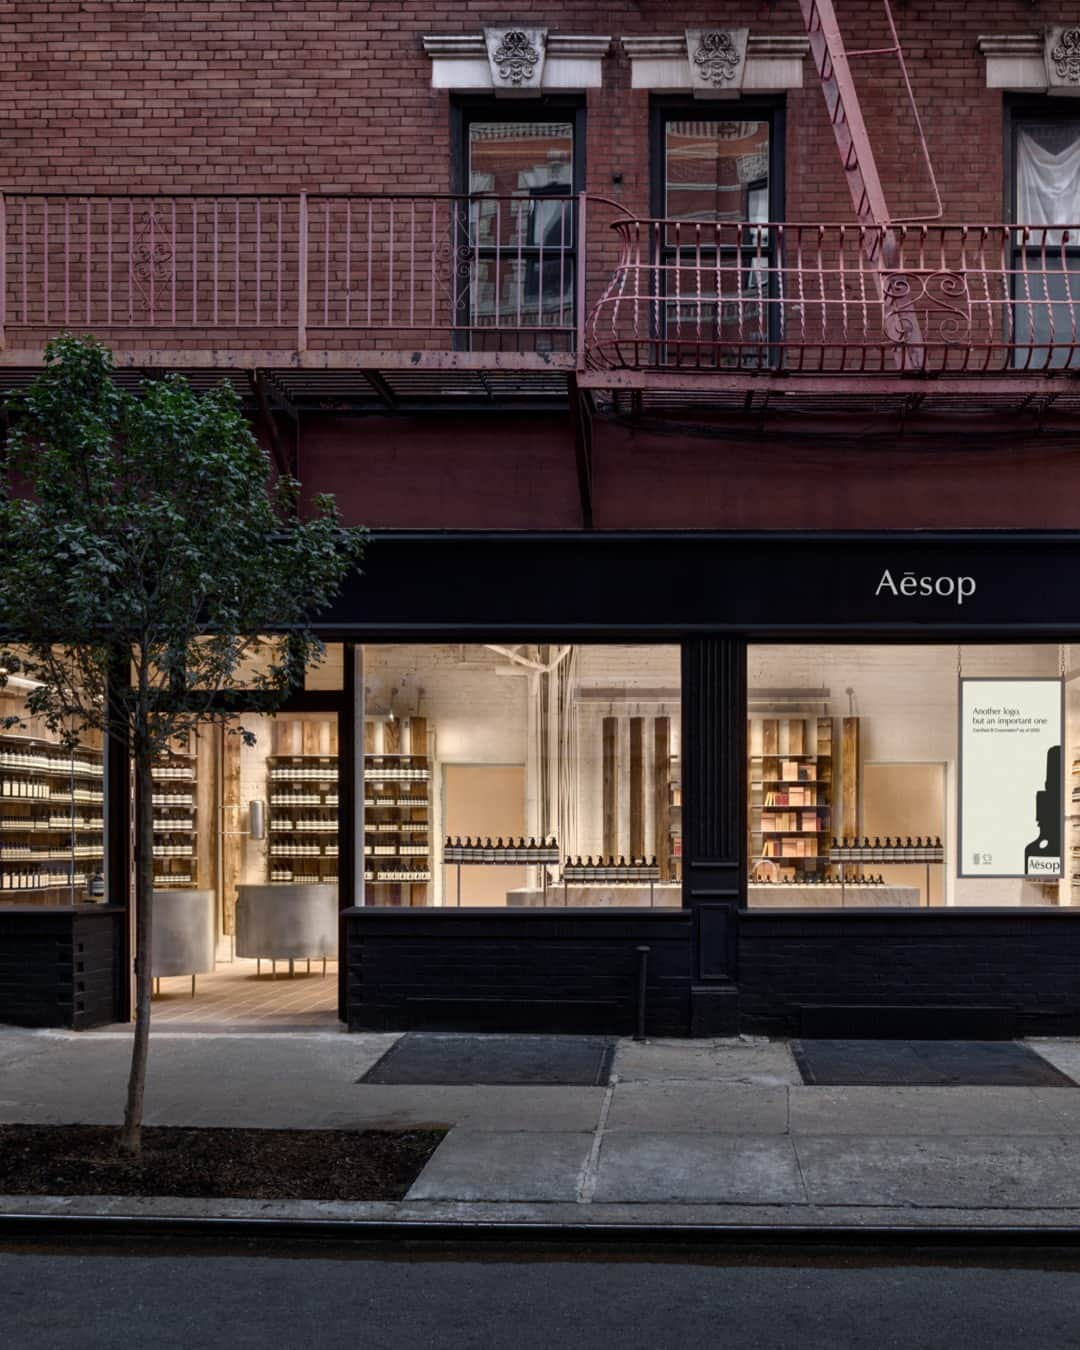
[5,529,1080,1037]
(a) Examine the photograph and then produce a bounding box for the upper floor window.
[1015,116,1080,227]
[662,117,771,226]
[453,102,584,351]
[1009,107,1080,368]
[651,101,783,367]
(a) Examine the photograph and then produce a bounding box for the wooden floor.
[150,956,341,1029]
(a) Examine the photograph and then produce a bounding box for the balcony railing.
[0,192,579,358]
[2,194,1080,383]
[586,218,1080,376]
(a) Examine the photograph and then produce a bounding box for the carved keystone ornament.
[484,27,548,94]
[685,28,749,96]
[1045,26,1080,88]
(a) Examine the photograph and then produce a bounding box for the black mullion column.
[682,635,746,1034]
[337,643,359,1022]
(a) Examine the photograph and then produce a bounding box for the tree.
[0,337,365,1156]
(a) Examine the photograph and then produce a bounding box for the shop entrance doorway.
[145,708,343,1029]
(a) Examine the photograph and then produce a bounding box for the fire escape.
[1,1,1078,512]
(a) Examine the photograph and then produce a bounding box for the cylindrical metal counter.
[151,888,216,993]
[235,883,338,962]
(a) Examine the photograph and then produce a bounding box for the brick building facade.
[4,2,1080,1035]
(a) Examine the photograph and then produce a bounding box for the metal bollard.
[634,945,650,1042]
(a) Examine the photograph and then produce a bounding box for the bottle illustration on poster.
[1025,744,1062,877]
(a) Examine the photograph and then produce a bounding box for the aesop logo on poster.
[875,570,977,605]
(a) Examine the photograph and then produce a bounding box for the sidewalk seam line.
[577,1075,617,1205]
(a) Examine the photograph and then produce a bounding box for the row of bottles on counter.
[753,873,892,886]
[444,836,560,863]
[154,870,193,885]
[0,745,101,776]
[365,867,431,882]
[561,855,661,882]
[830,836,943,861]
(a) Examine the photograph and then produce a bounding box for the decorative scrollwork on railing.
[432,204,475,317]
[882,271,971,346]
[131,209,173,305]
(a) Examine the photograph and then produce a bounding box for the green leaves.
[0,337,366,754]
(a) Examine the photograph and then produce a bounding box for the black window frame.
[450,97,586,352]
[649,97,786,367]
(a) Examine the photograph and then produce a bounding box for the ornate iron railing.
[0,192,579,355]
[585,218,1080,375]
[3,195,1080,379]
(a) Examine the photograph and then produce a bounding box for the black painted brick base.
[345,908,694,1037]
[738,910,1080,1038]
[0,906,123,1029]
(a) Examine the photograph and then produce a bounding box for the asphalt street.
[4,1245,1080,1349]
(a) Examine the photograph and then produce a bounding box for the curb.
[6,1212,1080,1250]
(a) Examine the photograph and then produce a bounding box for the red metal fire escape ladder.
[799,0,943,371]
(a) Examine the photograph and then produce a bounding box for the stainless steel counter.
[235,883,338,961]
[151,888,216,984]
[748,884,922,908]
[506,884,682,909]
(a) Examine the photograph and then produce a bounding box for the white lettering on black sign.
[875,569,976,606]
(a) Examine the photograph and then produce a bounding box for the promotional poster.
[959,679,1063,879]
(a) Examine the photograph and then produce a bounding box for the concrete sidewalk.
[4,1027,1080,1229]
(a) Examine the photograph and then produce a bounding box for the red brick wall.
[0,1,1042,216]
[3,2,1073,531]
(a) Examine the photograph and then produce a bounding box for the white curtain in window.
[1017,129,1080,226]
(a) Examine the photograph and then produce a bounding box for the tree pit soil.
[0,1125,446,1200]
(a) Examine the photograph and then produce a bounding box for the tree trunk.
[119,744,154,1157]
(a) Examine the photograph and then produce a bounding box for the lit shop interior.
[1,641,1076,1023]
[747,644,1076,909]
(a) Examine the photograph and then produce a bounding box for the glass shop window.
[747,643,1077,910]
[0,647,107,906]
[361,643,681,909]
